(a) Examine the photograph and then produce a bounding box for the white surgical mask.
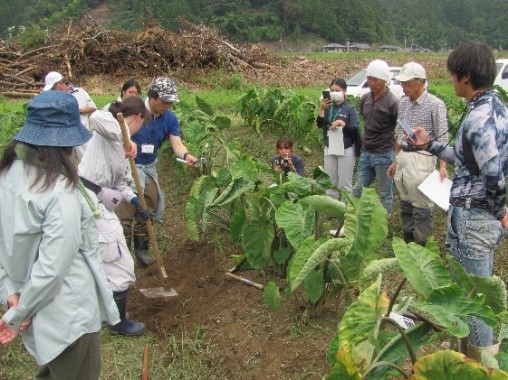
[330,91,344,102]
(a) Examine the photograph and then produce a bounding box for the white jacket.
[0,160,119,365]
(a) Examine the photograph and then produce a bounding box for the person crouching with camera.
[270,136,304,176]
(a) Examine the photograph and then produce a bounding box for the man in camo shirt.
[411,42,507,359]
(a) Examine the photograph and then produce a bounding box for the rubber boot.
[107,290,145,336]
[133,235,155,266]
[466,340,500,366]
[403,231,414,244]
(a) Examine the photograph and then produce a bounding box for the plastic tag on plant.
[389,312,416,330]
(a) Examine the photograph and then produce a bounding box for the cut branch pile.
[0,16,449,96]
[0,17,280,96]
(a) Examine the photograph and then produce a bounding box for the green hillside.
[1,0,506,50]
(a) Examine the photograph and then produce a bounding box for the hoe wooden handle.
[225,272,264,290]
[141,346,149,380]
[117,113,168,279]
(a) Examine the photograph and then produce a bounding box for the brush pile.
[0,17,279,96]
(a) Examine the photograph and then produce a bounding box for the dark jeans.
[352,150,395,214]
[447,206,506,347]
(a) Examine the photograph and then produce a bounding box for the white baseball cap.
[396,62,426,82]
[366,60,391,83]
[43,71,64,92]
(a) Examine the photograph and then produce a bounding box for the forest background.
[1,0,507,51]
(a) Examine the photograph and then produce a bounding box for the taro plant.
[325,237,508,379]
[236,87,317,142]
[185,157,338,274]
[263,188,389,313]
[174,96,235,175]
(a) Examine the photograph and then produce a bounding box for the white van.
[346,66,403,98]
[495,59,508,92]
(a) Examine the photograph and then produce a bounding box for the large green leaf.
[327,348,362,380]
[263,282,280,311]
[448,258,507,314]
[471,276,507,314]
[368,322,434,380]
[290,237,351,292]
[184,197,199,241]
[338,277,389,360]
[328,333,340,367]
[393,237,452,298]
[275,201,314,250]
[341,188,388,280]
[497,352,508,373]
[499,323,508,344]
[415,285,497,338]
[299,194,346,217]
[361,258,399,289]
[280,172,313,195]
[230,155,262,182]
[273,247,291,265]
[288,237,324,287]
[212,115,231,130]
[304,269,324,303]
[243,219,274,269]
[412,350,501,379]
[230,209,246,243]
[312,166,333,191]
[209,177,254,207]
[195,95,214,117]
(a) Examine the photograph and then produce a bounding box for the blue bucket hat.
[15,91,92,147]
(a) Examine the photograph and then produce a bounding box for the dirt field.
[129,157,340,380]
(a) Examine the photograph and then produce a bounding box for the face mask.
[330,91,344,102]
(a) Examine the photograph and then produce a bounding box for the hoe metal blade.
[139,287,178,298]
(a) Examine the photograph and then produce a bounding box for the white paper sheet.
[327,128,344,155]
[417,170,452,211]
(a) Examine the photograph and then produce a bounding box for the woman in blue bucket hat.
[0,90,119,379]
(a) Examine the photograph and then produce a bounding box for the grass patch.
[0,326,222,380]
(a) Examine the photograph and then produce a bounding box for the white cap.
[43,71,64,92]
[395,62,426,82]
[366,59,391,83]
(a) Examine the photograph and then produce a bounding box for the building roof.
[322,43,347,48]
[351,43,372,50]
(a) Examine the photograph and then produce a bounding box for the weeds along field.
[1,52,508,379]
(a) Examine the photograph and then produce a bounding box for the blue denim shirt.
[428,90,508,219]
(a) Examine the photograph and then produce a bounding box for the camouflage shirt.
[428,90,508,219]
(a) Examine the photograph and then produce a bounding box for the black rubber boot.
[107,290,145,336]
[133,236,155,266]
[403,231,415,244]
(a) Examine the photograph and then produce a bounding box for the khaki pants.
[116,175,158,243]
[36,332,101,380]
[394,150,436,245]
[393,150,436,209]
